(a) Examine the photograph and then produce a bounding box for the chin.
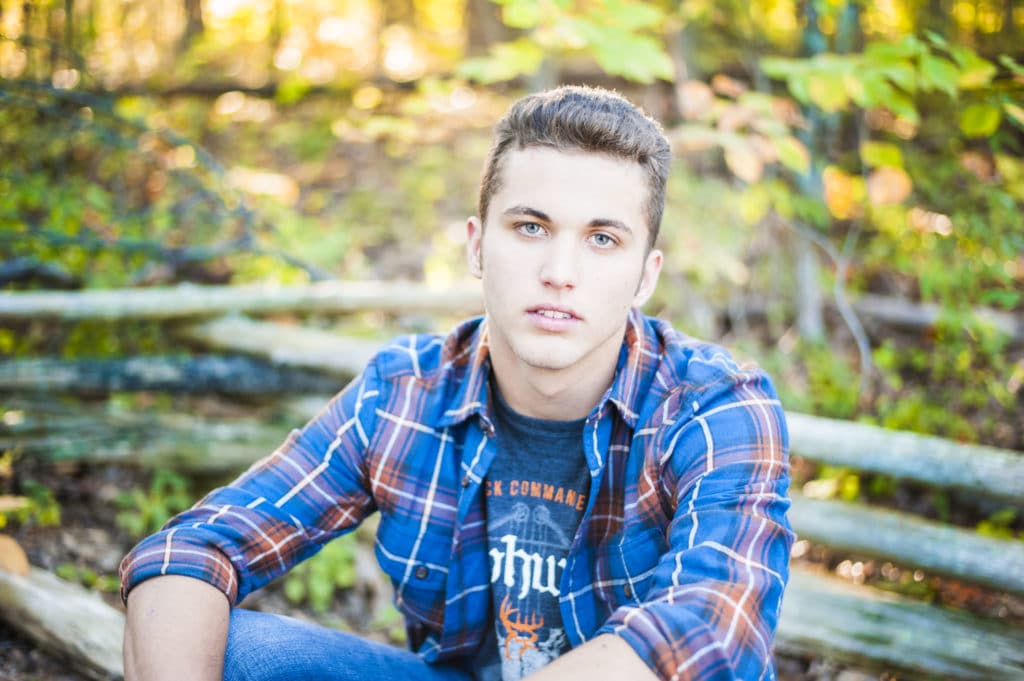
[511,343,582,372]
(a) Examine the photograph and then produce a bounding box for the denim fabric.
[223,608,473,681]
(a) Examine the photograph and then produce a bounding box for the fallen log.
[2,565,1021,681]
[0,355,345,395]
[11,399,1023,598]
[851,293,1024,343]
[777,568,1024,680]
[787,412,1024,505]
[0,280,483,321]
[4,406,290,475]
[788,493,1024,597]
[176,316,382,378]
[0,566,124,681]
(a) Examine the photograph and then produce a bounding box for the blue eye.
[518,222,544,236]
[591,233,616,247]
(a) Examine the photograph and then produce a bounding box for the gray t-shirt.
[473,385,590,681]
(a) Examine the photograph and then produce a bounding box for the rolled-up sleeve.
[597,370,794,681]
[119,362,382,605]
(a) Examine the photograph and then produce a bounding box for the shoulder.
[637,315,782,429]
[370,317,482,381]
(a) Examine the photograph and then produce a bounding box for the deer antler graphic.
[499,594,544,660]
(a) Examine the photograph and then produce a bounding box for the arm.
[596,370,794,680]
[525,635,658,681]
[124,575,230,681]
[119,365,382,674]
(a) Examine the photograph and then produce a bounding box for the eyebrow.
[502,205,633,235]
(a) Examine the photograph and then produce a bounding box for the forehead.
[489,147,649,230]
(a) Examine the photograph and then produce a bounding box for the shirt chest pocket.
[374,514,452,630]
[604,527,665,606]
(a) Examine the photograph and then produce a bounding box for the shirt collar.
[437,308,655,430]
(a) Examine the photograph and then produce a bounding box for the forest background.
[0,0,1023,676]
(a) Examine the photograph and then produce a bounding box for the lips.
[527,305,581,320]
[526,305,581,332]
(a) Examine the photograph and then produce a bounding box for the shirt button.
[623,584,633,599]
[415,565,429,580]
[461,474,471,488]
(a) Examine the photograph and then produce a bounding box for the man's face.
[466,146,663,377]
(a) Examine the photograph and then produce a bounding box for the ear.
[632,248,663,308]
[466,216,483,278]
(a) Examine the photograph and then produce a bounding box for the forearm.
[124,575,231,681]
[524,634,658,681]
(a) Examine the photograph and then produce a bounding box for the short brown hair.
[478,86,672,249]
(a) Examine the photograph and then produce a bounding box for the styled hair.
[477,85,672,249]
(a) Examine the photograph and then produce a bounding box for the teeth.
[537,310,571,319]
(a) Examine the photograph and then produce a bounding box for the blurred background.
[0,1,1022,679]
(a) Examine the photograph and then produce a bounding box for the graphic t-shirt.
[473,385,590,681]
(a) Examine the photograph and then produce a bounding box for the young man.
[120,86,794,681]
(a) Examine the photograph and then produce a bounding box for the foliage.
[115,469,195,538]
[283,533,358,615]
[458,0,673,84]
[0,477,61,530]
[55,562,121,593]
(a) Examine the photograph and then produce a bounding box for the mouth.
[527,305,581,321]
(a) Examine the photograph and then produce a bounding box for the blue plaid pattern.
[121,310,794,680]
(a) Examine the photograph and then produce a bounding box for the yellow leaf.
[724,144,764,183]
[711,74,748,98]
[774,136,811,174]
[677,80,715,120]
[823,166,867,220]
[716,104,756,133]
[808,74,849,112]
[867,166,913,205]
[0,534,29,575]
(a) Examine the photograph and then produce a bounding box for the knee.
[222,609,278,681]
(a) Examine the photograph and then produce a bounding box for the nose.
[538,236,578,290]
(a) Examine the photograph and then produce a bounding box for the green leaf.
[275,76,311,106]
[877,62,917,94]
[923,30,949,49]
[760,57,804,80]
[919,53,959,97]
[283,575,306,604]
[807,74,849,112]
[951,46,997,89]
[773,136,811,174]
[597,0,664,31]
[589,33,673,83]
[886,92,920,125]
[1002,102,1024,129]
[500,0,543,29]
[456,39,545,83]
[864,36,923,62]
[999,55,1024,77]
[860,141,904,168]
[959,103,1002,138]
[850,75,895,108]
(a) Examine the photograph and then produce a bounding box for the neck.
[487,332,623,422]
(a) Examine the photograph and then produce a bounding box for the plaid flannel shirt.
[120,310,794,681]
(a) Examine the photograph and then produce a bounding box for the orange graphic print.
[499,594,544,660]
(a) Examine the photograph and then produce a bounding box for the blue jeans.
[223,608,475,681]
